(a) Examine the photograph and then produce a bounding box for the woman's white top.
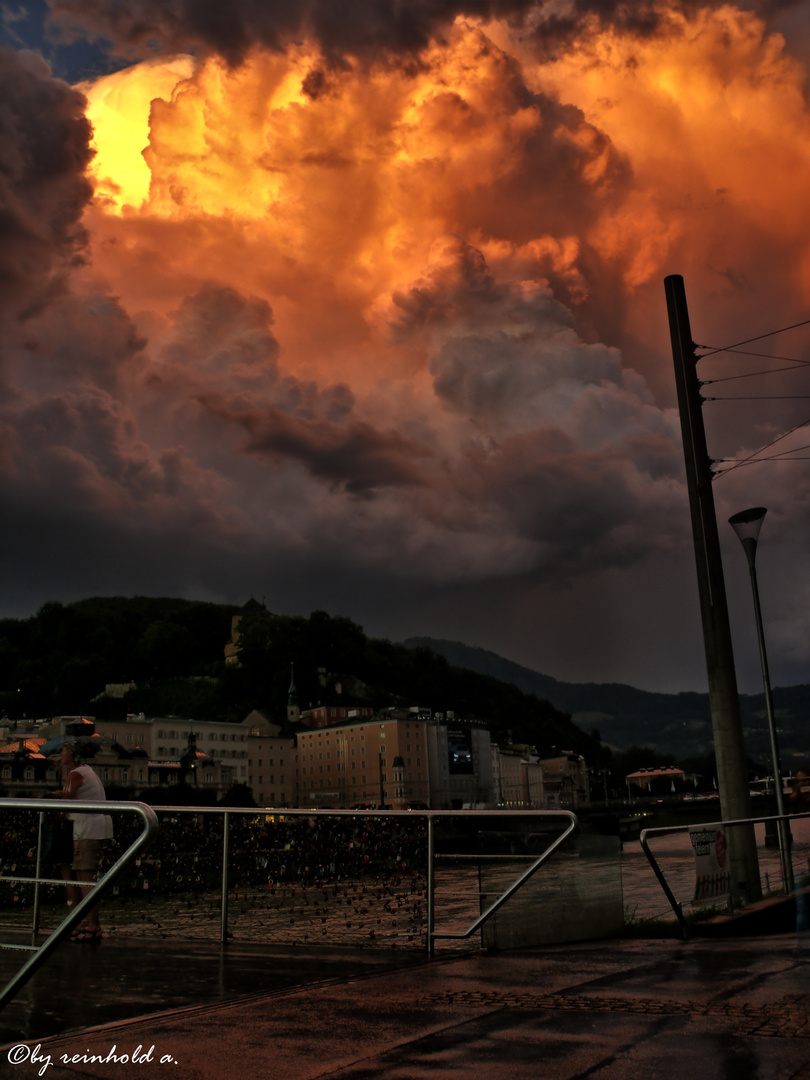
[67,765,114,839]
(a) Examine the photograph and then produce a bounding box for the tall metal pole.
[729,507,794,894]
[665,275,761,905]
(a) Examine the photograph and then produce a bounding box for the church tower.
[287,663,300,725]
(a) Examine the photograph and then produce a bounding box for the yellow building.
[295,715,430,808]
[243,710,295,807]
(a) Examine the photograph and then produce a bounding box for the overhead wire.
[696,316,810,358]
[695,317,810,480]
[705,395,810,400]
[712,418,810,479]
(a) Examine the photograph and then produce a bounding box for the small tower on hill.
[287,663,300,725]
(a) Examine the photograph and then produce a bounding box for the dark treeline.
[0,596,605,765]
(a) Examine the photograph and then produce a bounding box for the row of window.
[154,730,245,742]
[155,747,247,759]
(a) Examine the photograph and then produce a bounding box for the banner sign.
[689,824,730,903]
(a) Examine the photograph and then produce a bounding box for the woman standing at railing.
[53,742,113,942]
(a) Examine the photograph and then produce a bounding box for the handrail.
[639,809,810,937]
[0,799,159,1011]
[141,806,577,954]
[1,803,578,996]
[428,810,577,954]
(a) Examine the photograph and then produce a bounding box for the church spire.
[287,662,300,725]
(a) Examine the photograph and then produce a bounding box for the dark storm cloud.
[156,284,357,425]
[45,0,747,67]
[194,391,432,496]
[47,0,530,65]
[16,291,146,393]
[0,47,93,316]
[161,285,281,379]
[7,384,218,516]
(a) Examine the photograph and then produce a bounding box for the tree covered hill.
[0,598,603,765]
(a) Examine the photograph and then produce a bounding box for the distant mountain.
[404,637,810,765]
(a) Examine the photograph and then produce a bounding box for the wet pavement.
[0,935,425,1045]
[2,933,809,1079]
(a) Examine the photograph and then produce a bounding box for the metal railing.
[138,806,577,955]
[639,810,810,936]
[427,809,577,955]
[0,799,159,1011]
[0,803,575,1009]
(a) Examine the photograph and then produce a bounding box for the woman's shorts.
[73,838,104,874]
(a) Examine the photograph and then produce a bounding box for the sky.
[2,0,810,695]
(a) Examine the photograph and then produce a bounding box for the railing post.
[426,813,435,958]
[220,811,230,946]
[1,800,159,1012]
[31,811,45,941]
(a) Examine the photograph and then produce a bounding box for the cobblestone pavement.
[420,989,810,1037]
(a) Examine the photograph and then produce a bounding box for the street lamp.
[728,507,794,893]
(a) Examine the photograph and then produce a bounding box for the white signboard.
[689,824,730,903]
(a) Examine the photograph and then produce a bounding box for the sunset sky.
[3,0,810,694]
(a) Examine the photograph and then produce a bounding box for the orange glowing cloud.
[522,6,810,300]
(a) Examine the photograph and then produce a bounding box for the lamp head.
[729,506,767,568]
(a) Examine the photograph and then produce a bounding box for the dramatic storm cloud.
[2,0,810,693]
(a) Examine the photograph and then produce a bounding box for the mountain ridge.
[404,636,810,765]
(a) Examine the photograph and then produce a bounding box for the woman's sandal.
[69,928,103,943]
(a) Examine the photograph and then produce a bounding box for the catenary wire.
[712,418,810,479]
[696,316,810,358]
